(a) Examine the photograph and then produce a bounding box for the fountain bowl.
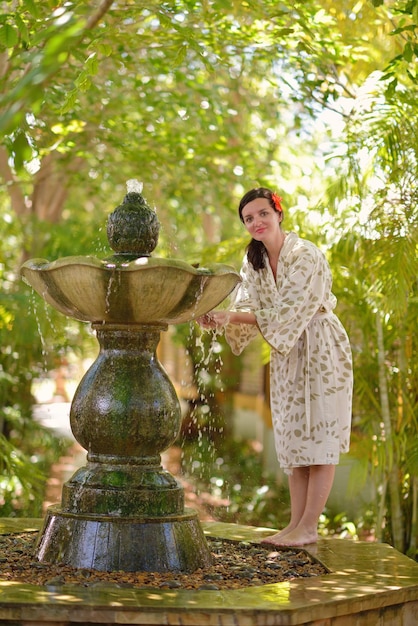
[21,255,240,325]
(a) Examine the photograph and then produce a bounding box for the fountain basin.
[0,519,417,625]
[21,256,239,324]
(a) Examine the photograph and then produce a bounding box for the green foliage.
[323,74,418,553]
[381,0,418,87]
[0,7,86,134]
[0,407,71,517]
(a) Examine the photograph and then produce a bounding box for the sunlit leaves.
[381,0,418,83]
[21,0,41,19]
[0,5,96,135]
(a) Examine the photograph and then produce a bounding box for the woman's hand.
[197,311,231,329]
[197,310,256,329]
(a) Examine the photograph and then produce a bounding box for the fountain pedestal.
[36,323,211,572]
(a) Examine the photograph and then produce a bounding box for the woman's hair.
[238,187,284,271]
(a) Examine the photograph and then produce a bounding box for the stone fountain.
[21,181,241,573]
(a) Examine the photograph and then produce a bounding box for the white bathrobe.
[225,232,353,474]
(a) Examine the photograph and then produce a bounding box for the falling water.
[179,296,235,517]
[30,292,48,359]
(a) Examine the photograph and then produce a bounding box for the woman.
[199,187,353,546]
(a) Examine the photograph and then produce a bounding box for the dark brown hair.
[238,187,284,271]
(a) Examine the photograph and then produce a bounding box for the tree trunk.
[376,312,404,551]
[410,476,417,557]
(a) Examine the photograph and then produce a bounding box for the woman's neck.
[265,230,286,258]
[265,230,286,278]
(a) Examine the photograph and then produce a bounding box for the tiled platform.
[0,518,417,625]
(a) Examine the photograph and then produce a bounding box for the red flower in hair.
[271,193,283,212]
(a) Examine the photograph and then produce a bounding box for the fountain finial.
[106,180,159,257]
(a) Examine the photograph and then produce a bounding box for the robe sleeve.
[224,257,260,355]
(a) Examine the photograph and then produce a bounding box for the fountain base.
[1,519,417,625]
[36,504,212,572]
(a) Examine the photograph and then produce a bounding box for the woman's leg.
[261,464,336,547]
[274,467,310,537]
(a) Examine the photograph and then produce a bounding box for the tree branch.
[86,0,116,30]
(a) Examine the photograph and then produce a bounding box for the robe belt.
[288,309,333,433]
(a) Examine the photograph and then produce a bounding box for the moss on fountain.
[106,190,160,257]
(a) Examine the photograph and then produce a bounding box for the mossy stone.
[106,191,160,256]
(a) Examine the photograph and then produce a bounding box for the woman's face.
[241,198,282,243]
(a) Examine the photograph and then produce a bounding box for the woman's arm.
[197,310,256,329]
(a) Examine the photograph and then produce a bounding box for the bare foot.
[261,524,295,542]
[261,527,318,547]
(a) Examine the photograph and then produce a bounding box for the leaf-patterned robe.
[225,232,353,474]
